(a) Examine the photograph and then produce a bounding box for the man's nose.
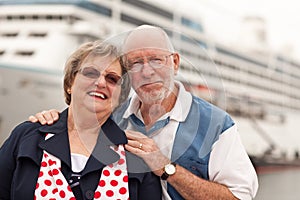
[141,62,155,77]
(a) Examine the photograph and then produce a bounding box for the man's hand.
[28,109,60,125]
[125,130,170,176]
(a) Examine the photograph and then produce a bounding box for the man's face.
[125,48,178,103]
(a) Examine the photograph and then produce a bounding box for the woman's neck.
[67,107,109,156]
[68,106,108,130]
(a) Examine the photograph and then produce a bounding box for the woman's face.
[70,55,122,118]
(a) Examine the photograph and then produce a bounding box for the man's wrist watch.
[161,163,176,180]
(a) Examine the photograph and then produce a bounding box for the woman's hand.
[28,109,60,125]
[125,130,170,176]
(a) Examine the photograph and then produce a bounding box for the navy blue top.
[0,109,161,200]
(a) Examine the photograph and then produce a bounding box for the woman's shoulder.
[4,121,43,145]
[0,121,44,160]
[11,121,43,136]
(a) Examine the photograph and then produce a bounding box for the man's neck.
[140,85,178,129]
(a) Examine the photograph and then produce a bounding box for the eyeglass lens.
[127,54,173,72]
[79,67,123,85]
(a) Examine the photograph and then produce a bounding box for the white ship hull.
[0,63,65,143]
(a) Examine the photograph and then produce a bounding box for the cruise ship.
[1,0,300,163]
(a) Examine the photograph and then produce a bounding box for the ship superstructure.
[1,0,300,158]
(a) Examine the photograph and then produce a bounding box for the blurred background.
[0,0,300,199]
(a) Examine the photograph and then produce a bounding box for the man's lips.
[140,81,162,89]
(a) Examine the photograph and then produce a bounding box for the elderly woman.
[0,41,162,200]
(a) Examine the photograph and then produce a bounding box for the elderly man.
[30,25,258,200]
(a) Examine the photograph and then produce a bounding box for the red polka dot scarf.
[35,133,129,199]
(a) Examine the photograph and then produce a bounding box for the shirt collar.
[123,81,192,122]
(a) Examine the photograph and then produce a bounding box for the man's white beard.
[139,87,168,104]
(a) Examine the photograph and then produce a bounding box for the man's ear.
[172,53,180,74]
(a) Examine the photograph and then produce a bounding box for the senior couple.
[0,25,258,199]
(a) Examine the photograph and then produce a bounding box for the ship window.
[4,14,71,22]
[181,17,204,32]
[32,15,39,20]
[122,0,173,19]
[121,13,151,26]
[77,1,112,17]
[29,32,47,37]
[15,50,34,56]
[46,15,53,20]
[6,15,13,20]
[1,32,18,37]
[51,15,63,20]
[5,15,26,20]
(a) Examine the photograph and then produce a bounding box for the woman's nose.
[94,75,107,87]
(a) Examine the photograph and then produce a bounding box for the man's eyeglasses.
[126,53,174,72]
[78,67,123,86]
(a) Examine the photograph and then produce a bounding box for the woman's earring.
[67,89,71,94]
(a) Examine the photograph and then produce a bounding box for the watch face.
[165,164,176,175]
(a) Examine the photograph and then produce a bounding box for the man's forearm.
[167,164,239,200]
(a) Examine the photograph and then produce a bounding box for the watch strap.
[161,171,169,180]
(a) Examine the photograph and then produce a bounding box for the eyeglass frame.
[124,53,174,73]
[76,66,124,86]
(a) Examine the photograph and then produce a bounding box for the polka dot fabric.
[95,145,129,199]
[34,134,129,200]
[34,134,75,199]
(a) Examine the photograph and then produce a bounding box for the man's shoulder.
[190,95,234,131]
[191,95,227,113]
